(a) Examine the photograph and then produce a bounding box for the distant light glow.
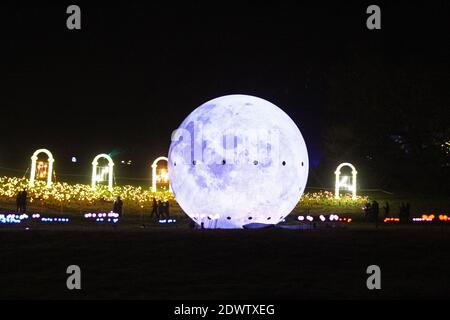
[157,169,169,184]
[37,161,48,179]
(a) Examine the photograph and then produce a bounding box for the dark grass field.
[1,222,450,299]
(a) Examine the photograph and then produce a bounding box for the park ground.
[0,190,449,299]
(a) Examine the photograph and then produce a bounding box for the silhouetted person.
[157,200,163,219]
[383,201,390,218]
[113,196,123,218]
[164,200,170,218]
[372,200,379,226]
[150,197,159,220]
[16,191,22,213]
[20,189,28,213]
[363,202,372,221]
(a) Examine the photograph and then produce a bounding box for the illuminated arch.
[334,162,357,200]
[92,154,114,192]
[151,156,170,192]
[30,149,54,188]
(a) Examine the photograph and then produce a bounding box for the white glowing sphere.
[168,94,309,228]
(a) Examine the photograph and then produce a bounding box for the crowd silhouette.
[15,189,27,214]
[364,200,411,224]
[149,197,170,220]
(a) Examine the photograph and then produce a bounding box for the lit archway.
[151,156,170,192]
[92,154,114,192]
[30,149,54,188]
[334,162,357,200]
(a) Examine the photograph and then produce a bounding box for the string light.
[300,190,367,206]
[85,212,120,223]
[0,177,174,213]
[0,213,29,224]
[41,217,69,223]
[158,219,176,224]
[413,214,450,223]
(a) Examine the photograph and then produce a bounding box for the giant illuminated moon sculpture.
[168,94,309,228]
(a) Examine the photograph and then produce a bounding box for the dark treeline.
[319,49,449,194]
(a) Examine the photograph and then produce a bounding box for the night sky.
[1,1,448,182]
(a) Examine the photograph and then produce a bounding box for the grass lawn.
[1,221,450,299]
[1,189,449,299]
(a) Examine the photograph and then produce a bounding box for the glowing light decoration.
[96,166,110,182]
[157,169,169,183]
[41,217,69,223]
[0,214,29,224]
[329,214,340,221]
[30,149,54,188]
[151,157,170,192]
[334,162,357,200]
[158,219,177,224]
[84,212,119,223]
[91,154,114,192]
[169,94,309,229]
[36,161,48,179]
